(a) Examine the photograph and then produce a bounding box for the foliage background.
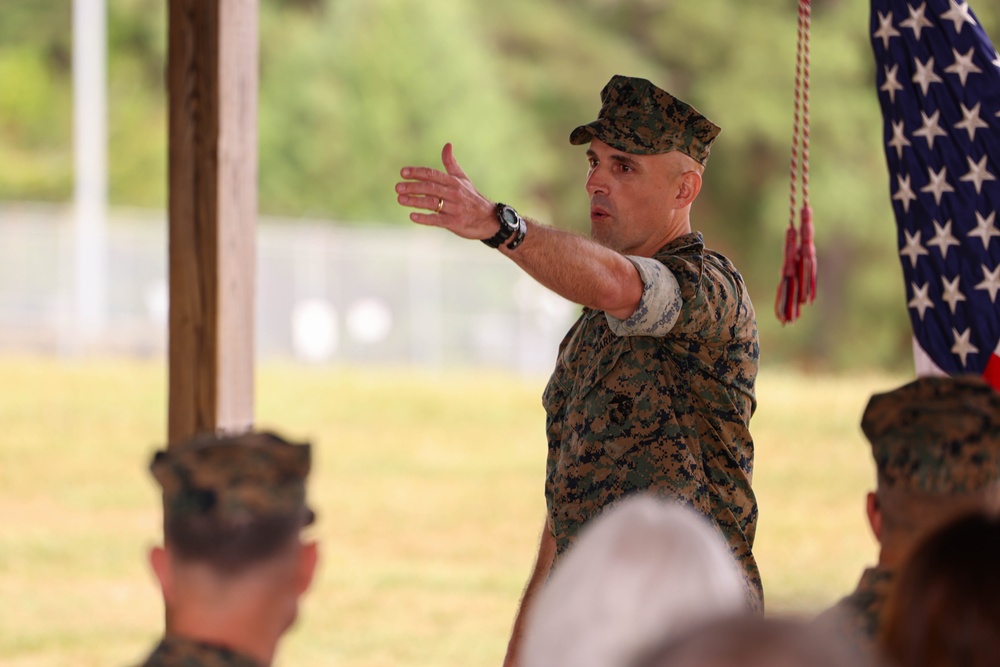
[2,0,999,368]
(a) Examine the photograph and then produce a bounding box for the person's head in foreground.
[569,74,721,255]
[816,375,1000,652]
[140,430,318,667]
[880,504,1000,667]
[633,616,875,667]
[862,375,1000,566]
[519,495,748,667]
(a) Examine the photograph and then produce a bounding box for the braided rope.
[789,0,809,229]
[789,12,801,232]
[797,0,816,307]
[777,0,814,323]
[801,1,811,208]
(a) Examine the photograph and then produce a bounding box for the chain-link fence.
[0,203,577,374]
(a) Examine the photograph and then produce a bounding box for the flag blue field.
[870,0,1000,388]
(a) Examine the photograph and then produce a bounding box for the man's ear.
[675,171,702,208]
[866,491,883,543]
[296,541,319,596]
[149,545,175,604]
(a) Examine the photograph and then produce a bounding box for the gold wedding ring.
[435,197,445,214]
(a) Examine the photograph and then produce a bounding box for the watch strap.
[505,216,527,251]
[482,203,518,249]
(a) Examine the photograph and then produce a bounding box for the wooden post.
[167,0,258,445]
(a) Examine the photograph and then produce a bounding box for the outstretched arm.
[395,143,643,320]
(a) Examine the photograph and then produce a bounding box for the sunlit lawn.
[0,358,905,667]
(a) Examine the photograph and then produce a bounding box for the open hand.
[396,143,499,241]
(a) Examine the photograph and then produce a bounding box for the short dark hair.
[881,507,1000,667]
[165,512,303,574]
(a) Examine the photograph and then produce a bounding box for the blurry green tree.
[1,0,997,369]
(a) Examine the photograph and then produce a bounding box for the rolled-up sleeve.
[605,255,682,337]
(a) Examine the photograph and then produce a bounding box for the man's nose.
[586,167,609,196]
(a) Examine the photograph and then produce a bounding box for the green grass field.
[0,358,906,667]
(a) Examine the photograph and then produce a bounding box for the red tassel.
[775,224,801,324]
[797,206,816,305]
[776,0,816,324]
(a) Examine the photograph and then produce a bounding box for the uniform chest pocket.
[566,336,663,461]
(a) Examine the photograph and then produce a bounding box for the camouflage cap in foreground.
[150,430,314,525]
[569,74,721,164]
[862,376,1000,495]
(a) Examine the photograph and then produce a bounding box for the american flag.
[870,0,1000,389]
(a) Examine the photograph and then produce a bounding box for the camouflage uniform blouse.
[134,635,265,667]
[542,232,761,606]
[817,566,894,656]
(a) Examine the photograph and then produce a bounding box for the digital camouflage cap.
[569,75,721,164]
[862,376,1000,495]
[150,430,314,525]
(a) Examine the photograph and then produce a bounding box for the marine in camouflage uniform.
[545,75,761,607]
[133,431,317,667]
[817,376,1000,657]
[395,74,761,664]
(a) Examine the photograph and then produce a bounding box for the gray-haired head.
[520,495,748,667]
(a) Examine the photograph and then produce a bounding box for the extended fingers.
[397,145,469,218]
[395,178,450,199]
[395,181,446,213]
[399,165,450,185]
[408,210,448,226]
[441,143,469,179]
[397,193,444,212]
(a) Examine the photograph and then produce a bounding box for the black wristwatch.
[482,203,523,249]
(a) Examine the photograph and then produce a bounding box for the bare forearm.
[500,219,642,320]
[503,524,556,667]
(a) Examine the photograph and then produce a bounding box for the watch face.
[501,206,519,229]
